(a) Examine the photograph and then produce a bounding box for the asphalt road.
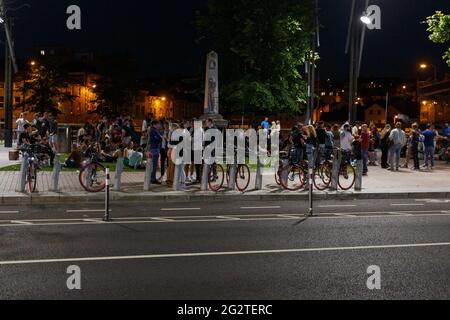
[0,198,449,300]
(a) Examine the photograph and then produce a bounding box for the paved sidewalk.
[0,145,20,169]
[0,161,449,204]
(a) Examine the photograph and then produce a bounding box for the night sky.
[7,0,450,80]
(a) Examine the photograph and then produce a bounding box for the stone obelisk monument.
[201,51,228,128]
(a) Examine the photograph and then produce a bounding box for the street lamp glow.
[360,15,372,25]
[30,61,36,66]
[420,64,428,69]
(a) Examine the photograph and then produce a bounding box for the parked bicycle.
[18,144,48,193]
[207,162,225,192]
[79,143,107,193]
[226,163,251,192]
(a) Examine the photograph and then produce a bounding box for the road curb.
[1,190,449,205]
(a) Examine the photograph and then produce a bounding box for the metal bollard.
[355,160,363,191]
[228,164,237,190]
[18,156,29,193]
[104,168,111,222]
[201,164,210,191]
[114,157,124,192]
[144,153,153,191]
[255,158,263,190]
[330,149,341,191]
[50,154,62,192]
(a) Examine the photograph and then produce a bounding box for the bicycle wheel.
[225,164,231,185]
[79,163,107,193]
[208,164,225,192]
[236,165,251,192]
[27,163,37,193]
[280,165,304,191]
[338,164,356,191]
[314,162,332,191]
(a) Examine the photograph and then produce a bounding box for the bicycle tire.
[236,165,251,192]
[208,164,225,192]
[79,163,107,193]
[280,165,304,191]
[338,164,356,191]
[314,161,332,191]
[27,164,37,193]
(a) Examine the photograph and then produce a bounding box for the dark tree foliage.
[197,0,316,114]
[19,65,74,115]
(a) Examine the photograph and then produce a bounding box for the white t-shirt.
[16,118,28,133]
[340,131,354,151]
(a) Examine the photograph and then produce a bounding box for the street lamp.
[360,15,372,25]
[419,63,437,81]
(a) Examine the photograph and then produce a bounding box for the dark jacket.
[148,127,162,150]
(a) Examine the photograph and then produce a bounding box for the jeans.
[306,145,315,169]
[293,147,303,165]
[150,149,160,182]
[361,149,369,174]
[424,146,435,168]
[411,145,420,169]
[389,144,402,170]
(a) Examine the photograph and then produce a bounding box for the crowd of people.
[16,112,58,166]
[285,120,450,176]
[14,111,450,188]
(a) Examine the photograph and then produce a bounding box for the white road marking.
[391,204,424,207]
[416,199,450,204]
[319,205,357,208]
[160,208,201,212]
[67,210,111,213]
[333,213,357,217]
[389,212,413,216]
[151,217,175,222]
[1,242,449,266]
[0,212,448,228]
[0,211,19,214]
[217,216,241,221]
[11,220,33,225]
[240,206,281,210]
[83,219,105,223]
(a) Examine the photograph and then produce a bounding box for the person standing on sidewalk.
[388,122,406,172]
[148,120,163,184]
[380,124,392,169]
[358,124,370,176]
[48,114,58,151]
[159,121,170,182]
[16,113,29,141]
[422,124,437,170]
[408,123,421,171]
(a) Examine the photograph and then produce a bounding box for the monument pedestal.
[200,113,229,130]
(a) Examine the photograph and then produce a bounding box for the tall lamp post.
[0,0,18,148]
[346,0,380,124]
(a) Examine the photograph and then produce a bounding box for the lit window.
[40,50,46,56]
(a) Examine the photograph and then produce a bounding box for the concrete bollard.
[255,158,264,190]
[50,154,62,192]
[330,149,341,191]
[228,164,237,190]
[201,164,210,191]
[114,157,124,192]
[144,153,153,191]
[355,160,363,191]
[18,156,29,193]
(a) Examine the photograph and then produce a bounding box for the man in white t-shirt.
[340,124,354,152]
[16,113,29,140]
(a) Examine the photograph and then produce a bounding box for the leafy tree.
[197,0,316,114]
[91,55,139,117]
[426,11,450,67]
[19,65,74,115]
